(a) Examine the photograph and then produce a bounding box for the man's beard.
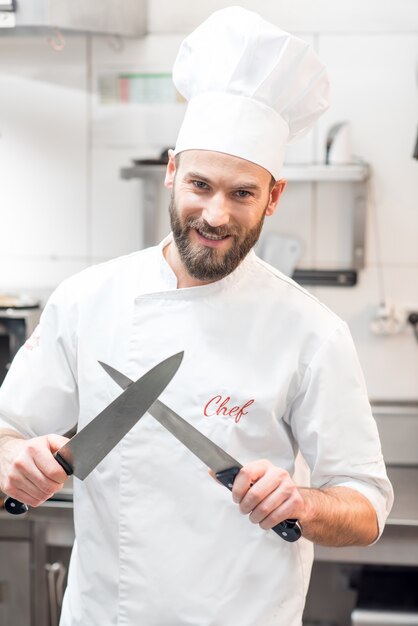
[169,196,266,282]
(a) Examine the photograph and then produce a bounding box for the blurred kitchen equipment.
[413,126,418,160]
[0,294,40,309]
[325,121,352,164]
[0,296,41,385]
[352,613,418,625]
[351,565,418,625]
[257,232,303,277]
[0,0,146,35]
[407,311,418,343]
[45,562,67,626]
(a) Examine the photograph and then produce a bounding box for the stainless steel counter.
[316,401,418,565]
[0,490,74,625]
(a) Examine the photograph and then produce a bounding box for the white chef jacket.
[0,235,393,626]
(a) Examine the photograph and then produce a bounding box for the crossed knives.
[4,352,301,542]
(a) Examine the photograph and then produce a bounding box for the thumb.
[45,434,71,454]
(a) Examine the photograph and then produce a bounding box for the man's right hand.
[0,432,70,507]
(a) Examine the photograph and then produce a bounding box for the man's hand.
[211,458,379,546]
[0,431,70,507]
[230,459,305,530]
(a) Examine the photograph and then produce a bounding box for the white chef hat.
[173,6,330,179]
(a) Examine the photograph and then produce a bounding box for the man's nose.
[201,194,230,227]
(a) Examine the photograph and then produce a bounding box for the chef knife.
[4,351,184,515]
[100,362,301,543]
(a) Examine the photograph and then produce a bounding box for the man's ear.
[164,149,176,190]
[265,179,286,216]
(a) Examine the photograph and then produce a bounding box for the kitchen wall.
[0,0,417,399]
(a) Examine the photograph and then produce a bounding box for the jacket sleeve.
[288,321,394,541]
[0,280,79,438]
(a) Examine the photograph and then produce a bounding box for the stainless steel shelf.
[120,162,370,182]
[282,163,370,181]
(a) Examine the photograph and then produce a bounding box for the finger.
[46,434,71,454]
[33,451,69,484]
[11,449,65,499]
[4,467,64,506]
[30,439,69,483]
[249,489,293,525]
[258,504,296,531]
[13,480,65,508]
[8,457,64,501]
[238,468,291,514]
[5,485,44,508]
[27,467,66,499]
[45,434,72,480]
[252,491,304,530]
[231,460,271,503]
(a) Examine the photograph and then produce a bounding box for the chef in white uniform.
[0,7,393,626]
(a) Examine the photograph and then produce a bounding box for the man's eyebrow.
[184,171,262,191]
[231,182,261,191]
[184,171,212,183]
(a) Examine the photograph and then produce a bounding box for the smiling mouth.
[196,228,231,241]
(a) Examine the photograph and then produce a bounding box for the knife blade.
[100,362,301,543]
[4,351,184,516]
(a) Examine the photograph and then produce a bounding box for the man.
[0,8,392,626]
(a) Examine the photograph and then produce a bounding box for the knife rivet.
[228,483,233,489]
[282,531,288,537]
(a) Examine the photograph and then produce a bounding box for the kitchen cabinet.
[0,0,147,36]
[0,539,30,624]
[304,401,418,626]
[0,501,74,626]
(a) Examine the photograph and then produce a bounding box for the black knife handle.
[3,451,73,516]
[54,451,74,476]
[215,466,302,543]
[215,466,241,490]
[3,497,28,515]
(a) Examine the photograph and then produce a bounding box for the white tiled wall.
[0,33,89,289]
[315,266,418,399]
[0,4,417,398]
[316,34,418,266]
[90,147,143,260]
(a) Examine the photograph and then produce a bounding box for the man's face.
[165,150,284,282]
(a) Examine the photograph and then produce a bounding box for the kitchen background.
[1,0,418,397]
[0,1,418,625]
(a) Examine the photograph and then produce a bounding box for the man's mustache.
[185,218,239,238]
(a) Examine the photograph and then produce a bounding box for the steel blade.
[149,400,242,474]
[59,351,183,480]
[99,361,302,544]
[99,362,241,474]
[99,362,132,390]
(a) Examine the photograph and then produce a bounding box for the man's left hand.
[229,459,305,530]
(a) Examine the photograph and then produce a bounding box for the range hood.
[0,0,147,36]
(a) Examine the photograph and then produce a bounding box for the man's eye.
[192,180,209,190]
[235,190,251,198]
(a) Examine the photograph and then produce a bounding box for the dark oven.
[0,306,41,385]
